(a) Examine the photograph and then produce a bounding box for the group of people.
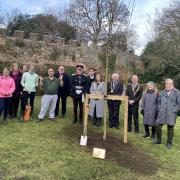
[0,63,180,149]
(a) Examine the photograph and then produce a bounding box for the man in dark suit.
[107,73,123,129]
[87,67,96,93]
[71,64,88,124]
[55,65,70,117]
[125,75,143,133]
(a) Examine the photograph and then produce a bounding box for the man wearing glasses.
[71,64,88,124]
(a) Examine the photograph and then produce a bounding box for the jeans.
[0,98,11,119]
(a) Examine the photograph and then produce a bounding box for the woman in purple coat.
[140,81,159,139]
[9,63,22,118]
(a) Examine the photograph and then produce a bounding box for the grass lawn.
[0,97,180,180]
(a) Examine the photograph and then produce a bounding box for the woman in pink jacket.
[0,68,15,125]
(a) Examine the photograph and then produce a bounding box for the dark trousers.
[73,97,83,122]
[128,105,139,132]
[9,92,20,117]
[156,124,174,144]
[0,98,11,119]
[108,104,120,127]
[55,94,67,116]
[22,91,36,116]
[144,125,156,138]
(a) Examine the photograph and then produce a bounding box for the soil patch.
[62,126,160,176]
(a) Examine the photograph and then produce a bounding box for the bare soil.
[63,126,161,176]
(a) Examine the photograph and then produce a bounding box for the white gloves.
[76,90,82,94]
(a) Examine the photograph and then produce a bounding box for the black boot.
[143,125,150,138]
[166,125,174,149]
[153,125,162,144]
[151,126,156,139]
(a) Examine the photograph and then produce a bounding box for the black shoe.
[109,124,114,128]
[128,128,132,132]
[143,134,150,138]
[37,118,44,123]
[166,143,172,149]
[152,139,161,144]
[62,114,65,118]
[73,120,77,124]
[114,122,119,129]
[49,118,56,122]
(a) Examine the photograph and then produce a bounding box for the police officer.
[71,64,88,124]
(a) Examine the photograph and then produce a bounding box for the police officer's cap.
[76,64,84,69]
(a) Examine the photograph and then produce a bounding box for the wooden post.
[124,96,128,143]
[83,95,88,137]
[83,104,89,137]
[105,95,128,143]
[103,45,109,141]
[83,94,128,143]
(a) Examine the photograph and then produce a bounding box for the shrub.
[14,38,25,47]
[5,38,13,49]
[49,47,61,60]
[72,54,76,61]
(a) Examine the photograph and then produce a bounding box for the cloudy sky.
[0,0,172,55]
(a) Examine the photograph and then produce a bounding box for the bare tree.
[67,0,135,45]
[153,0,180,43]
[0,3,5,27]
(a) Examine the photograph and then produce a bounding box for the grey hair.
[112,73,119,78]
[146,81,158,93]
[165,78,174,84]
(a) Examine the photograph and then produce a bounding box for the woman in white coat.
[89,74,106,126]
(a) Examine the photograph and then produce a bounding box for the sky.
[0,0,172,55]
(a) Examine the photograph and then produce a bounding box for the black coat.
[70,73,89,98]
[107,81,123,106]
[125,83,143,107]
[54,72,70,97]
[9,71,23,94]
[87,75,96,93]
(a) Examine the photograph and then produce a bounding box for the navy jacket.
[54,72,70,97]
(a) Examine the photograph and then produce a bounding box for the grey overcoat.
[89,82,106,118]
[156,88,180,126]
[140,91,158,126]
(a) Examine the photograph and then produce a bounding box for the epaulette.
[72,73,77,76]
